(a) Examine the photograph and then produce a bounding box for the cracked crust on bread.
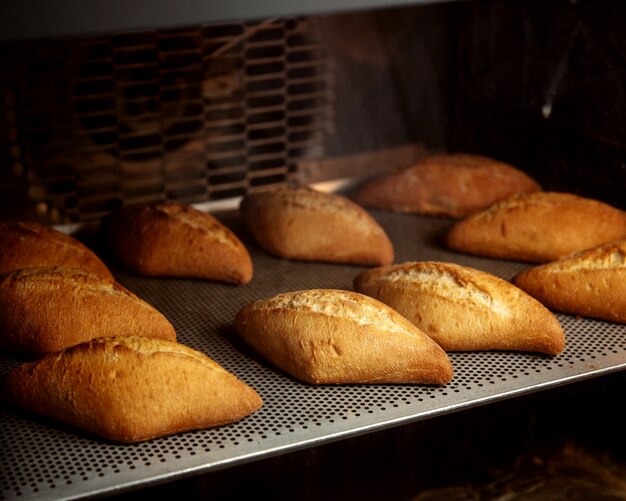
[354,261,565,354]
[235,289,452,385]
[240,186,394,266]
[1,336,263,443]
[513,240,626,323]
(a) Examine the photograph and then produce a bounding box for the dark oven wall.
[1,0,625,221]
[0,3,457,223]
[263,0,626,211]
[318,4,453,162]
[448,0,626,210]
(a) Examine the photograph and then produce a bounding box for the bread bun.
[354,261,565,354]
[103,203,253,284]
[235,288,453,385]
[1,336,263,443]
[447,192,626,263]
[513,239,626,323]
[0,221,112,279]
[0,267,176,356]
[355,153,541,218]
[240,186,394,266]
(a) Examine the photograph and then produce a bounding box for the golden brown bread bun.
[513,240,626,323]
[1,336,263,443]
[235,289,453,385]
[0,267,176,356]
[355,153,541,218]
[103,202,253,284]
[446,192,626,263]
[354,261,565,354]
[0,221,112,279]
[239,185,394,266]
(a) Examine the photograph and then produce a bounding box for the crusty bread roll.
[0,221,112,279]
[239,186,394,266]
[103,202,252,284]
[1,336,263,443]
[354,261,565,354]
[235,289,453,385]
[446,192,626,263]
[355,153,541,218]
[0,267,176,356]
[513,239,626,323]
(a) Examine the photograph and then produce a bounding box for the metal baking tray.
[2,186,626,500]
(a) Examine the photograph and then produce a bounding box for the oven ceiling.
[0,0,466,41]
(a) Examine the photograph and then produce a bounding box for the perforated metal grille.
[2,18,332,222]
[1,209,625,500]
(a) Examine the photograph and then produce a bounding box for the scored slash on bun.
[1,336,263,443]
[103,202,253,284]
[234,289,453,385]
[0,221,113,280]
[240,185,394,266]
[354,261,565,355]
[355,153,541,218]
[0,267,176,357]
[446,192,626,263]
[513,239,626,323]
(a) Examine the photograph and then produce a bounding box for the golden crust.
[240,186,394,266]
[103,203,253,284]
[354,261,565,354]
[513,240,626,323]
[235,289,453,385]
[0,221,112,279]
[1,336,263,443]
[355,153,541,218]
[0,267,176,356]
[446,192,626,263]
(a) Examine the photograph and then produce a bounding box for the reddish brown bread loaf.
[103,203,253,284]
[0,267,176,357]
[240,186,394,266]
[446,192,626,263]
[354,261,565,354]
[0,221,112,279]
[1,336,263,443]
[513,240,626,323]
[235,289,453,385]
[355,153,541,218]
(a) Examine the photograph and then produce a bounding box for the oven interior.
[1,0,625,499]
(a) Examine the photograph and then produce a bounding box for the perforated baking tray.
[2,191,626,500]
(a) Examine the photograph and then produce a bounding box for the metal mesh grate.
[2,18,332,222]
[1,208,625,500]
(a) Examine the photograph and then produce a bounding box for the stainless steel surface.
[1,207,625,500]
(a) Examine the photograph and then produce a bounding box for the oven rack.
[1,197,625,500]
